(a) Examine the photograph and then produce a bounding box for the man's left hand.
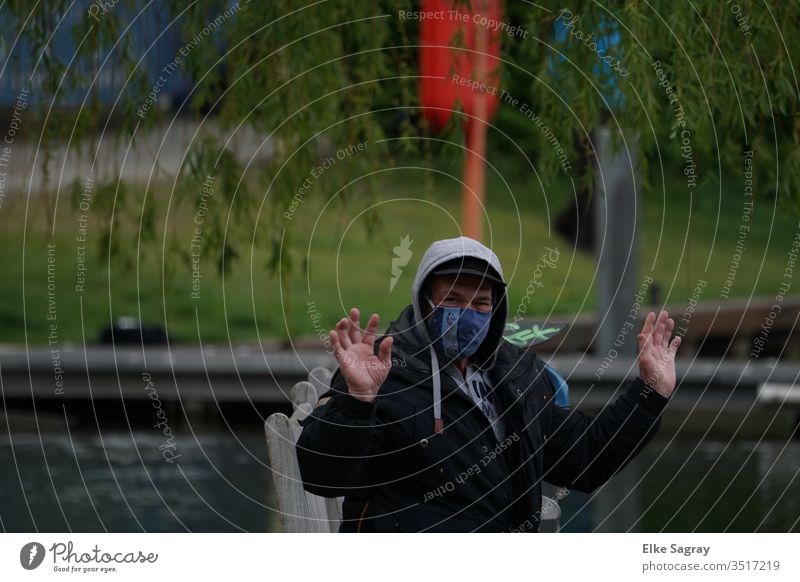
[637,310,682,399]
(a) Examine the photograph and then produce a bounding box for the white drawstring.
[429,345,443,434]
[424,294,444,434]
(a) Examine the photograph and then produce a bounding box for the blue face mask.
[425,295,493,359]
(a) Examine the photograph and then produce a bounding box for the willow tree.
[3,0,798,292]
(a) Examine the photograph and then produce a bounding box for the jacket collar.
[378,304,531,398]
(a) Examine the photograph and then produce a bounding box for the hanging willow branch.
[3,0,798,281]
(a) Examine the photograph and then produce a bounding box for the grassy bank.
[1,152,797,345]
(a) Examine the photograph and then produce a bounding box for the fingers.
[378,335,394,365]
[331,307,363,348]
[363,313,379,346]
[652,310,667,347]
[334,317,352,351]
[640,311,656,339]
[637,311,655,350]
[668,334,681,356]
[329,328,343,363]
[348,307,362,344]
[663,315,675,349]
[331,309,379,354]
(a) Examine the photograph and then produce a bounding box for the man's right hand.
[329,307,394,403]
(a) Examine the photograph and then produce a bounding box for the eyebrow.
[444,289,493,301]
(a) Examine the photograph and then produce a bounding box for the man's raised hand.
[329,307,394,403]
[637,310,681,399]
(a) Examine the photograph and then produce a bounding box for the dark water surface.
[1,429,798,532]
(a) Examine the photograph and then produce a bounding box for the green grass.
[1,151,797,345]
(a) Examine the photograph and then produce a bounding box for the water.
[0,429,276,532]
[1,430,798,532]
[559,439,800,532]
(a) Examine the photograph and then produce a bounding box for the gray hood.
[411,236,509,367]
[409,236,509,434]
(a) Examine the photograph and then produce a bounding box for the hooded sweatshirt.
[296,237,669,532]
[409,236,510,439]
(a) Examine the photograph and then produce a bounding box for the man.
[296,236,681,532]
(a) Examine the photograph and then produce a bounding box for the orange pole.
[461,1,490,242]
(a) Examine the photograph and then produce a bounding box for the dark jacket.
[296,303,669,532]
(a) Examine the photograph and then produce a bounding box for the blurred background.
[0,0,798,532]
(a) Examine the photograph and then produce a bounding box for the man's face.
[424,274,494,317]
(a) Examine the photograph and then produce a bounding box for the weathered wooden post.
[594,126,641,356]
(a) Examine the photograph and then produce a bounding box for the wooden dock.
[0,344,796,407]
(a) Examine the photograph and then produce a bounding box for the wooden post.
[594,126,641,356]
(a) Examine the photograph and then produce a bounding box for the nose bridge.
[457,291,492,311]
[429,278,494,312]
[438,296,489,311]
